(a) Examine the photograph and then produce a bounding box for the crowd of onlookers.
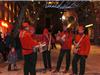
[0,31,22,70]
[0,30,22,60]
[0,32,10,62]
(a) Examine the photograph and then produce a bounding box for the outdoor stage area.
[0,45,100,75]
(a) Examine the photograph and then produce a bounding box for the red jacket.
[75,34,90,56]
[41,28,49,45]
[41,34,49,45]
[60,31,72,50]
[19,30,39,55]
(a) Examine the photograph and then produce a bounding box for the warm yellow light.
[48,2,52,4]
[26,12,28,15]
[62,15,65,20]
[13,9,15,13]
[1,22,8,28]
[85,24,93,28]
[67,23,71,28]
[5,3,8,8]
[32,0,34,1]
[48,1,59,5]
[9,5,11,11]
[34,11,36,14]
[60,12,63,14]
[56,2,59,4]
[9,19,11,23]
[4,17,7,21]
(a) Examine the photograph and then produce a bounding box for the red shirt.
[19,30,39,55]
[60,31,72,50]
[41,34,49,45]
[75,34,90,56]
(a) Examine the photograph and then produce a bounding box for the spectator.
[8,45,17,71]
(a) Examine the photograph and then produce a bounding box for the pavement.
[0,45,100,75]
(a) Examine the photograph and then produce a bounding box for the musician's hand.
[73,50,78,54]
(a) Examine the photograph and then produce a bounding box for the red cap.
[22,22,29,27]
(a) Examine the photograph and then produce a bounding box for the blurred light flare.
[62,15,65,20]
[85,24,93,28]
[1,21,8,28]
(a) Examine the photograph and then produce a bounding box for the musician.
[41,28,52,72]
[72,25,90,75]
[19,22,39,75]
[53,25,72,73]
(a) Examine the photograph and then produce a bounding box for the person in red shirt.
[53,25,72,73]
[19,22,39,75]
[72,25,90,75]
[41,28,52,73]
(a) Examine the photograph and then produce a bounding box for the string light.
[62,15,65,20]
[37,17,40,20]
[45,2,83,9]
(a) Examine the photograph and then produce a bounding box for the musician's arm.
[28,33,39,46]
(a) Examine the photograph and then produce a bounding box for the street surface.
[0,45,100,75]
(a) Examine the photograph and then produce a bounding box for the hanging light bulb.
[62,15,65,20]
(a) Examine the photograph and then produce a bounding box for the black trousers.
[42,50,51,69]
[24,52,37,75]
[56,49,71,71]
[51,43,56,49]
[72,54,87,75]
